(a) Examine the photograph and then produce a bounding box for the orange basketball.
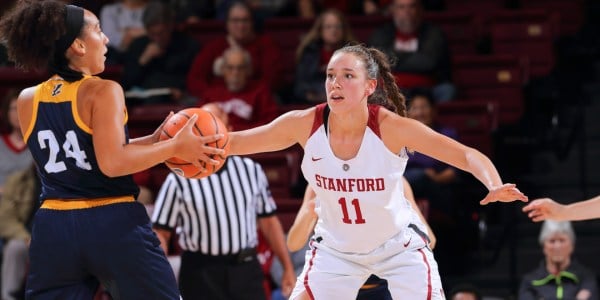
[159,107,230,179]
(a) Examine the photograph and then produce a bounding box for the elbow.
[97,158,126,178]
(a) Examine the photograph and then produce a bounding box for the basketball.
[159,107,230,179]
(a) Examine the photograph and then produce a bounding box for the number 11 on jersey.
[338,197,366,224]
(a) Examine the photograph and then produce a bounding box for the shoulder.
[80,77,122,95]
[17,86,37,102]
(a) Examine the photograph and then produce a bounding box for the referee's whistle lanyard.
[531,270,579,300]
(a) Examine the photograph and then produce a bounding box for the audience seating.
[437,101,499,158]
[0,67,47,100]
[181,19,226,46]
[489,9,559,78]
[424,11,481,55]
[127,103,186,138]
[245,147,302,200]
[347,15,389,44]
[518,0,584,36]
[451,54,528,125]
[263,18,313,90]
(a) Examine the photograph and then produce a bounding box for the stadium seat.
[424,11,481,55]
[489,9,559,78]
[451,54,528,125]
[347,15,390,44]
[245,147,302,200]
[263,18,313,90]
[518,0,584,36]
[127,103,186,138]
[0,67,47,100]
[436,101,499,157]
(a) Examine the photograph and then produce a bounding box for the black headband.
[55,5,84,56]
[50,5,85,82]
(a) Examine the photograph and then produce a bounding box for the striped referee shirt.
[151,155,277,255]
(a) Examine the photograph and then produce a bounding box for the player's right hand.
[173,114,224,167]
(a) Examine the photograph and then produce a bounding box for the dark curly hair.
[0,0,71,70]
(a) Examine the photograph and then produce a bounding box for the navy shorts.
[25,201,180,300]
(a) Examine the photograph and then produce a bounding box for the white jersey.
[301,104,412,254]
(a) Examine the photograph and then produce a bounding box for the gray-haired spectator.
[518,220,599,300]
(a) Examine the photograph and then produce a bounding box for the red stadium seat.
[519,0,584,36]
[452,54,528,125]
[0,67,47,100]
[127,103,186,138]
[489,9,559,78]
[424,11,481,55]
[436,101,499,157]
[263,18,313,89]
[245,147,302,199]
[347,15,390,44]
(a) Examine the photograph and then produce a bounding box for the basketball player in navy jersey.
[225,43,528,299]
[0,1,223,299]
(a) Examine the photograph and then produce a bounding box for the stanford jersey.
[301,103,412,254]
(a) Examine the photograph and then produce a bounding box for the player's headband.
[55,5,84,56]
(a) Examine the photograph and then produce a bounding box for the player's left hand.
[480,183,528,205]
[281,268,296,298]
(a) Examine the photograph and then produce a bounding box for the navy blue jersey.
[24,76,138,201]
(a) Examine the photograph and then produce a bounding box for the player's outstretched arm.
[523,196,600,222]
[382,113,528,205]
[228,108,314,156]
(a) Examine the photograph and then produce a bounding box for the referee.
[152,104,296,300]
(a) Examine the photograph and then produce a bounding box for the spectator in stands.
[404,88,458,218]
[187,1,284,98]
[121,0,200,105]
[99,0,148,64]
[294,8,356,104]
[0,89,33,195]
[0,164,40,300]
[448,283,482,300]
[199,47,278,130]
[518,220,598,300]
[152,103,296,300]
[368,0,455,102]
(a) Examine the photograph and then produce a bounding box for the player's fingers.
[199,133,224,144]
[201,143,225,156]
[196,152,221,165]
[182,114,198,130]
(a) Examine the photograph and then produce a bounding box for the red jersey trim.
[367,104,381,139]
[310,103,327,136]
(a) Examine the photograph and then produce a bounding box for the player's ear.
[365,78,377,97]
[68,38,86,56]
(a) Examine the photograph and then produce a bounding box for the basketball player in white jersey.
[227,44,527,299]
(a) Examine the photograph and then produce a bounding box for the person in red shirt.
[187,1,284,98]
[368,0,455,102]
[198,46,278,131]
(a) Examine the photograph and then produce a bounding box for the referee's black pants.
[179,250,267,300]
